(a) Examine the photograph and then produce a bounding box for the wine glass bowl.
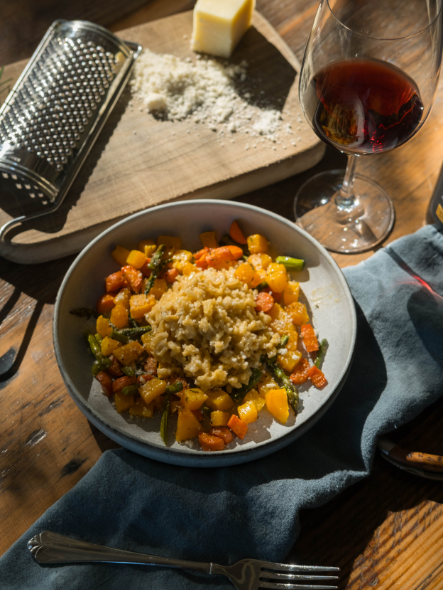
[294,0,443,253]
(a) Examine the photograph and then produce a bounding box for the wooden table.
[1,1,442,588]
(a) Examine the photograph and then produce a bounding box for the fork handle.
[28,531,212,574]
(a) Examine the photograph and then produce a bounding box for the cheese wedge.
[191,0,255,58]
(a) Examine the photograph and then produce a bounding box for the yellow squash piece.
[111,245,130,267]
[243,388,266,411]
[247,233,268,254]
[278,349,302,373]
[286,302,310,326]
[205,389,234,411]
[114,392,135,413]
[182,388,209,410]
[172,250,193,272]
[182,262,196,276]
[247,253,272,270]
[96,315,112,338]
[150,279,167,300]
[139,378,167,405]
[126,250,147,270]
[110,303,129,329]
[210,410,231,427]
[283,281,300,305]
[113,341,144,366]
[144,244,157,257]
[176,407,203,441]
[101,336,122,357]
[129,398,154,418]
[199,231,218,248]
[234,262,254,284]
[258,375,279,397]
[266,263,288,293]
[238,400,258,424]
[129,294,156,319]
[265,389,289,423]
[113,288,131,310]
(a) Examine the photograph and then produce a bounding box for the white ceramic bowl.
[54,200,356,467]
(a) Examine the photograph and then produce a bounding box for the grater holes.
[16,183,22,189]
[2,173,9,179]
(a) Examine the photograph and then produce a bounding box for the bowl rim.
[53,199,357,467]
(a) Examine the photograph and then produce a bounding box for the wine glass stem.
[335,155,357,210]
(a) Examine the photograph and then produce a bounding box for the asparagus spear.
[266,359,298,413]
[121,385,139,396]
[122,366,135,377]
[160,382,184,445]
[144,244,166,295]
[231,368,263,403]
[275,256,305,272]
[279,334,289,349]
[110,326,152,344]
[314,338,329,369]
[110,330,130,344]
[87,334,111,371]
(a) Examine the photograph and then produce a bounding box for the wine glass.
[294,0,443,253]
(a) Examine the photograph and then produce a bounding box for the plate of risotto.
[54,200,356,467]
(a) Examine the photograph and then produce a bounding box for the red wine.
[303,58,423,154]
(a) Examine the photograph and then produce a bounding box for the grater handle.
[0,206,59,243]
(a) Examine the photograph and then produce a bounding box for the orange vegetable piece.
[114,392,135,413]
[266,263,288,293]
[140,258,152,278]
[307,366,328,389]
[225,245,244,260]
[229,220,247,244]
[265,389,289,423]
[199,231,218,248]
[209,427,234,444]
[247,234,268,254]
[130,294,156,319]
[194,247,211,260]
[113,288,131,310]
[300,324,319,353]
[286,301,310,326]
[121,265,143,294]
[198,432,225,452]
[112,376,137,393]
[195,257,209,269]
[289,358,310,385]
[110,303,129,329]
[95,371,113,397]
[227,414,248,439]
[165,268,179,283]
[255,291,274,313]
[111,245,131,267]
[126,250,147,269]
[235,262,254,285]
[108,356,123,378]
[105,271,128,293]
[97,294,115,315]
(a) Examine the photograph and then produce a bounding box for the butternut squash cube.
[271,311,296,336]
[182,388,208,410]
[247,253,272,270]
[238,400,258,424]
[141,331,155,353]
[172,250,193,272]
[278,349,302,373]
[247,234,268,254]
[150,279,167,300]
[266,263,288,293]
[101,336,122,357]
[143,244,157,257]
[243,388,266,411]
[258,375,279,397]
[157,235,182,250]
[267,303,283,322]
[111,245,130,267]
[176,407,203,441]
[129,294,156,319]
[113,340,144,366]
[283,281,300,305]
[265,389,289,423]
[110,303,129,329]
[139,378,167,405]
[96,315,112,338]
[129,398,154,418]
[234,262,254,285]
[286,302,310,326]
[205,389,234,411]
[113,288,131,310]
[126,249,147,269]
[114,392,135,413]
[210,410,231,427]
[182,262,196,276]
[199,231,218,248]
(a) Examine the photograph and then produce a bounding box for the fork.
[28,531,339,590]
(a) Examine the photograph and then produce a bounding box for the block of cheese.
[191,0,255,59]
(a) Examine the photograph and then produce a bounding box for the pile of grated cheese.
[130,49,300,145]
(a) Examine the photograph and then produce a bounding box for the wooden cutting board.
[0,10,325,264]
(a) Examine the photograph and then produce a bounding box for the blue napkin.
[2,224,443,590]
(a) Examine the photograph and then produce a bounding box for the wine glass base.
[294,170,395,254]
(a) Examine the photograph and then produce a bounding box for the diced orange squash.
[141,331,154,353]
[181,262,196,276]
[265,389,289,423]
[106,271,128,293]
[258,375,279,397]
[110,303,129,329]
[150,279,167,300]
[121,266,143,294]
[96,315,112,338]
[165,268,179,283]
[129,294,156,319]
[300,324,319,353]
[227,414,248,439]
[101,336,122,356]
[286,332,299,351]
[129,398,154,418]
[205,389,234,411]
[97,294,116,315]
[307,366,328,389]
[247,234,268,254]
[210,410,231,427]
[157,235,181,250]
[126,249,148,269]
[243,388,266,411]
[113,340,145,366]
[172,250,193,272]
[209,426,234,444]
[278,349,302,373]
[238,400,258,424]
[247,253,272,270]
[138,238,155,252]
[266,263,288,293]
[176,407,203,441]
[286,302,310,326]
[111,245,130,267]
[267,302,283,322]
[271,311,296,336]
[198,432,225,452]
[182,388,209,410]
[283,281,300,305]
[199,231,218,248]
[114,392,135,413]
[235,262,254,284]
[138,378,167,405]
[144,244,157,257]
[113,288,131,310]
[229,220,247,245]
[289,358,310,385]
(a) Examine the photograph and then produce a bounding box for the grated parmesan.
[130,49,295,142]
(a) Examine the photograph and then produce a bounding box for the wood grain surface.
[1,1,443,589]
[0,10,324,264]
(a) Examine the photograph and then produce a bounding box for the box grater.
[0,20,141,243]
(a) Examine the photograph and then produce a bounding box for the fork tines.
[259,562,340,590]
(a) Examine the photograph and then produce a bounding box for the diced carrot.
[96,293,116,315]
[95,371,113,396]
[139,258,152,278]
[144,356,157,375]
[195,257,209,269]
[194,247,211,260]
[255,291,274,313]
[198,432,225,452]
[108,355,123,378]
[112,376,137,393]
[229,220,247,244]
[137,374,154,386]
[300,324,319,353]
[209,427,234,444]
[289,358,310,385]
[206,246,234,268]
[105,271,128,293]
[121,265,143,293]
[225,245,244,260]
[165,268,179,283]
[227,414,248,439]
[307,366,328,389]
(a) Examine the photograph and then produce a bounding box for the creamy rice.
[145,267,280,390]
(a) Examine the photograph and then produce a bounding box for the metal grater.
[0,20,141,243]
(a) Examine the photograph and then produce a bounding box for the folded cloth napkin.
[2,224,443,590]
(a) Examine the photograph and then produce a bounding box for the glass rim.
[326,0,443,41]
